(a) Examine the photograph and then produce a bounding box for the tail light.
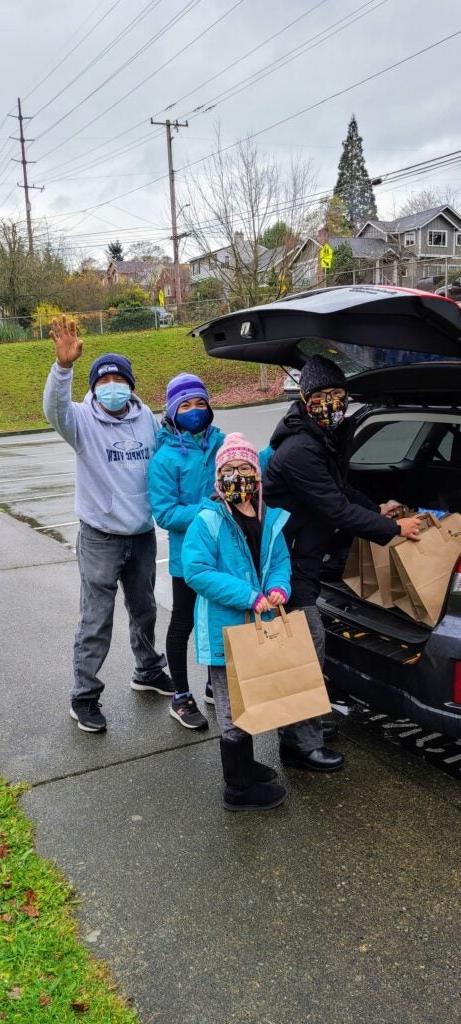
[451,557,461,593]
[452,662,461,704]
[446,557,461,617]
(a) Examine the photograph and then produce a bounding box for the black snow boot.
[242,733,278,783]
[220,737,287,812]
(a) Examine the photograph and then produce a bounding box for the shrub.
[0,321,27,342]
[107,307,159,332]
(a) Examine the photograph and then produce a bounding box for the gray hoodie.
[43,362,161,534]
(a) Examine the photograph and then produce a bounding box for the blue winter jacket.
[182,497,291,665]
[147,423,225,576]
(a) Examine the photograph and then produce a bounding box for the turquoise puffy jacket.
[148,423,225,576]
[182,497,291,666]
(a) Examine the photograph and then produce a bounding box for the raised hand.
[50,315,83,368]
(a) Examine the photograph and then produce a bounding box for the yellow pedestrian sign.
[319,243,333,269]
[158,289,165,307]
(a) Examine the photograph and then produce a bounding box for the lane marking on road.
[0,492,73,503]
[35,521,79,530]
[0,471,74,484]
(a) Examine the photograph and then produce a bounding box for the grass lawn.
[0,778,139,1023]
[0,327,281,433]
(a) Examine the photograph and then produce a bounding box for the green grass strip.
[0,778,139,1023]
[0,327,278,433]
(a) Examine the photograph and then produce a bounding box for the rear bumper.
[325,655,461,738]
[319,583,461,738]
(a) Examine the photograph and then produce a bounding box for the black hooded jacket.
[262,401,399,604]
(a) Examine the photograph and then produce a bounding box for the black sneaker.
[169,694,209,730]
[204,680,215,705]
[130,670,174,695]
[70,700,107,733]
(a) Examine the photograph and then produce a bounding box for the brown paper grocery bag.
[223,607,331,735]
[390,513,461,626]
[343,537,398,607]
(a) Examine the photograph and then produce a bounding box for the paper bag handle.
[244,606,292,642]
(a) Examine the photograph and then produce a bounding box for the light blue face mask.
[95,381,131,412]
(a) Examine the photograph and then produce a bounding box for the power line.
[33,0,166,120]
[23,0,125,104]
[33,0,204,143]
[31,0,332,180]
[33,0,245,170]
[35,27,461,228]
[36,0,378,184]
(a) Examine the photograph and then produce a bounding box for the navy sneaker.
[70,700,107,733]
[169,694,209,730]
[131,670,174,695]
[204,680,215,705]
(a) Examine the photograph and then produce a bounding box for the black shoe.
[131,670,174,695]
[320,719,339,741]
[279,742,345,772]
[169,694,209,730]
[204,680,215,705]
[220,736,286,811]
[223,781,287,811]
[70,700,107,733]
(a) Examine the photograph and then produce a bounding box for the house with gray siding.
[357,206,461,285]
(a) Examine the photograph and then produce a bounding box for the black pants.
[166,576,210,694]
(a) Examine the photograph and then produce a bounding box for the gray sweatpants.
[71,522,166,702]
[211,605,325,752]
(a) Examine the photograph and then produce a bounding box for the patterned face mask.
[220,470,258,505]
[302,388,348,430]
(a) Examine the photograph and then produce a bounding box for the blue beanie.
[166,373,210,422]
[89,353,135,391]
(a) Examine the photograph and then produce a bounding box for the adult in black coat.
[263,355,422,772]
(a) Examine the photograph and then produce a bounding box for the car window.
[351,420,428,465]
[430,425,461,465]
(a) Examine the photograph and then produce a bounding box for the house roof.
[358,205,461,236]
[108,258,157,274]
[330,235,398,258]
[289,235,398,264]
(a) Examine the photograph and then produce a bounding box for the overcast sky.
[1,0,460,262]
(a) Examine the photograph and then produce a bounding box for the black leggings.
[166,576,209,694]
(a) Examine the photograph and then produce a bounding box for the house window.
[401,267,408,278]
[428,230,447,247]
[404,231,416,247]
[456,232,461,247]
[222,253,230,267]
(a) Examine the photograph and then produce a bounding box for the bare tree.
[398,187,458,217]
[183,133,316,307]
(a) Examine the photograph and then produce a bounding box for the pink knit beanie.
[215,433,261,476]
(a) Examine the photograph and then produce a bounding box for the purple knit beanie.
[166,373,211,422]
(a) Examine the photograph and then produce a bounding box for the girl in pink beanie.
[182,433,291,811]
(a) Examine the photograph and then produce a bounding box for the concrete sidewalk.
[2,514,461,1024]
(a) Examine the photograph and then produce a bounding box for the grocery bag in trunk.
[223,606,331,735]
[390,513,461,626]
[343,537,399,607]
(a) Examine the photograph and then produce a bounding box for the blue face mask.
[175,407,211,434]
[95,381,131,412]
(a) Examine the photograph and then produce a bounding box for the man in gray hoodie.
[43,315,173,733]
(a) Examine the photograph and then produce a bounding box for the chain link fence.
[0,298,231,343]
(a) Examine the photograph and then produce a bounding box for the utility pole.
[151,118,189,307]
[8,98,44,255]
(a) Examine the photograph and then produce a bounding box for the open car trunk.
[194,286,461,676]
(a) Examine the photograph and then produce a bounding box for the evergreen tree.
[333,115,377,231]
[106,240,124,262]
[323,195,351,237]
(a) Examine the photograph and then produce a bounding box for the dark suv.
[195,285,461,738]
